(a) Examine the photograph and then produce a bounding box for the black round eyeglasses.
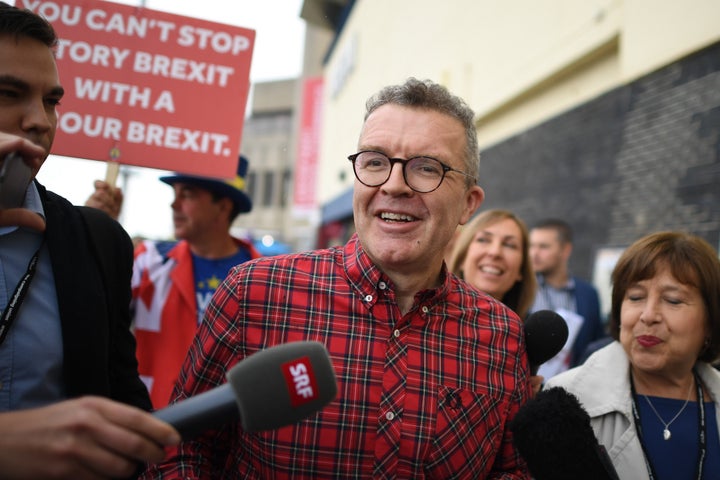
[348,150,475,193]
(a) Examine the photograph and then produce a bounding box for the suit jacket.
[570,277,604,366]
[39,182,151,411]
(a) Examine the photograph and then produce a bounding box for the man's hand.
[86,180,123,220]
[0,396,181,480]
[0,208,45,231]
[530,375,544,398]
[0,134,44,178]
[0,133,47,231]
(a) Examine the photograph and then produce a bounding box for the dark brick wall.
[479,41,720,281]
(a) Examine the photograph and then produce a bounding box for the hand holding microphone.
[153,341,338,439]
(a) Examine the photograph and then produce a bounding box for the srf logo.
[282,356,319,406]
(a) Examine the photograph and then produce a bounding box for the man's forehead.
[531,229,560,242]
[0,35,61,84]
[359,104,465,159]
[176,183,206,192]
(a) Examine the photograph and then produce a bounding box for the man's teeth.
[380,212,416,222]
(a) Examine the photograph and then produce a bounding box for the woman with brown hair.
[546,231,720,479]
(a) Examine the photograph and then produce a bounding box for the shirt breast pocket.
[425,385,506,477]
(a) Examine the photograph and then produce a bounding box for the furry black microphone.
[509,387,619,480]
[524,310,569,375]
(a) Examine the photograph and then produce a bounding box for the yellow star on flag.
[207,275,222,290]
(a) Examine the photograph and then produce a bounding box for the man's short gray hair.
[364,78,479,184]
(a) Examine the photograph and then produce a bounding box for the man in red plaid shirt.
[143,78,532,479]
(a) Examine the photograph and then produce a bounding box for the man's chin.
[173,226,186,239]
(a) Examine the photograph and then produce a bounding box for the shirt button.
[364,294,373,302]
[421,306,429,313]
[378,281,387,290]
[385,411,395,421]
[393,329,401,338]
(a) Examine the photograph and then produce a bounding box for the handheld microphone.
[510,386,620,480]
[524,310,569,375]
[153,341,338,439]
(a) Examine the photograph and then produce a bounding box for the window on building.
[247,171,257,204]
[280,168,292,207]
[262,171,275,207]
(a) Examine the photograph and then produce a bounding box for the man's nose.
[21,99,53,133]
[381,162,412,193]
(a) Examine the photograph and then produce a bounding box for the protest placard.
[293,76,323,213]
[22,0,255,177]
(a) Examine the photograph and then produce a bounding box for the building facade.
[298,0,720,314]
[233,79,297,253]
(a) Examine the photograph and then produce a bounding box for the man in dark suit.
[0,3,178,478]
[529,218,605,377]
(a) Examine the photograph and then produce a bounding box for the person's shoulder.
[133,239,181,263]
[543,355,602,397]
[75,204,120,227]
[450,277,524,327]
[233,248,336,273]
[546,341,622,389]
[43,186,83,219]
[75,205,131,243]
[42,185,70,205]
[450,274,505,304]
[697,361,720,398]
[231,236,262,259]
[544,365,581,389]
[573,276,599,293]
[155,239,180,257]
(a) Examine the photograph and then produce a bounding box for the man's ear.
[218,196,235,221]
[459,186,484,225]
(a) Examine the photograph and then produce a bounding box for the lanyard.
[630,369,706,480]
[0,242,43,346]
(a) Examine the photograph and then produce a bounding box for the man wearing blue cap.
[88,155,260,408]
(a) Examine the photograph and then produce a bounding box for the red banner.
[22,0,255,177]
[293,76,323,210]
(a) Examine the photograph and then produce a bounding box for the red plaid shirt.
[143,234,531,479]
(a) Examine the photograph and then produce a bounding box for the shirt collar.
[342,233,450,309]
[537,273,576,291]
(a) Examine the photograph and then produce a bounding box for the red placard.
[22,0,255,177]
[293,76,323,210]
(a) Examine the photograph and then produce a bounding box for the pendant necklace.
[630,370,706,480]
[641,377,694,441]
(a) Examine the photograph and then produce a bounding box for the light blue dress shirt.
[0,183,64,410]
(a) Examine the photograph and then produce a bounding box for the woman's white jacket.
[545,341,720,480]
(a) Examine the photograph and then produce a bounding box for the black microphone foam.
[524,309,569,375]
[510,386,620,480]
[153,341,338,439]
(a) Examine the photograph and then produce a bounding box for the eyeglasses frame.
[347,150,476,193]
